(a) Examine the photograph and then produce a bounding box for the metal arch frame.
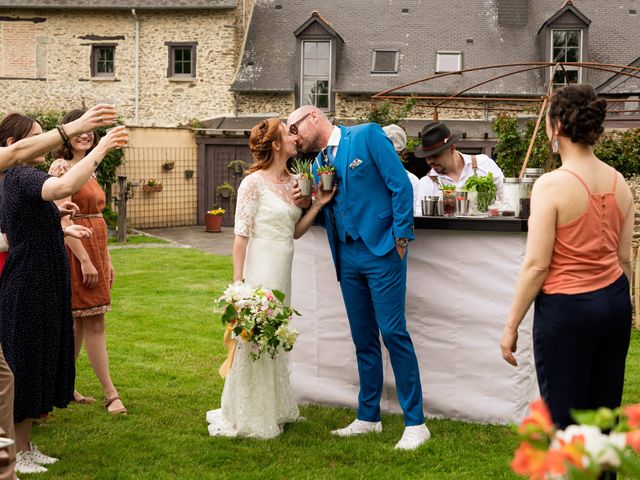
[372,61,640,177]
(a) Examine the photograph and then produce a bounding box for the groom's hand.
[292,180,312,209]
[396,246,406,260]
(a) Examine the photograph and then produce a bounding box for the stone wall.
[0,8,240,127]
[335,93,536,123]
[235,91,295,117]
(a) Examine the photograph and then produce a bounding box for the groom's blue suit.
[313,123,424,426]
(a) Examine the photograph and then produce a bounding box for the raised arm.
[0,104,117,171]
[41,126,127,201]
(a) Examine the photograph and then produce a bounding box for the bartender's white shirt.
[416,153,504,214]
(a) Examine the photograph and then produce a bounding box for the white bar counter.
[290,218,539,425]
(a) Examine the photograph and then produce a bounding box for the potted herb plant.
[216,182,236,199]
[227,159,247,175]
[205,207,225,232]
[317,164,336,192]
[143,178,163,192]
[291,158,313,197]
[464,172,497,213]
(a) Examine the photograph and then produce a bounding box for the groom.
[287,106,429,450]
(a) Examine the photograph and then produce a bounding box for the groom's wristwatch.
[395,237,408,248]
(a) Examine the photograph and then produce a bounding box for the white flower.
[553,425,627,469]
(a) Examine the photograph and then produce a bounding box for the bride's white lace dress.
[206,171,302,439]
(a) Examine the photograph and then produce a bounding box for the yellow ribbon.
[218,324,237,378]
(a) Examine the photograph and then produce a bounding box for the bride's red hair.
[247,119,283,174]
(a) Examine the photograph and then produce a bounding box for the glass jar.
[518,178,536,219]
[503,178,521,217]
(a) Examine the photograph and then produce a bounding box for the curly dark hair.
[548,84,607,146]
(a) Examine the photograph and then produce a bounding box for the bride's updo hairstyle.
[548,84,607,146]
[247,118,283,174]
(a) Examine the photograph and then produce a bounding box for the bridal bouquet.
[511,399,640,479]
[217,282,300,361]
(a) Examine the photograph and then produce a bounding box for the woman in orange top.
[500,84,634,429]
[49,109,127,415]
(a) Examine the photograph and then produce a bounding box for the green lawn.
[107,234,169,245]
[24,247,640,479]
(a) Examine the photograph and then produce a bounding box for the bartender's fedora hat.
[413,121,461,158]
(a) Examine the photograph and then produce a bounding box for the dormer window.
[551,30,582,86]
[302,41,330,109]
[294,12,344,112]
[538,1,590,87]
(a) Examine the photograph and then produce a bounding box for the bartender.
[414,121,504,202]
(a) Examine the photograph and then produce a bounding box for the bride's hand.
[313,182,336,209]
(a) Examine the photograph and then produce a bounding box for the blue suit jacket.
[313,123,415,276]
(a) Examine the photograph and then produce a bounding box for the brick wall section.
[1,21,36,78]
[0,8,239,127]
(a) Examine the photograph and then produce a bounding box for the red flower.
[627,430,640,453]
[554,435,585,471]
[512,442,548,480]
[623,404,640,429]
[520,399,555,440]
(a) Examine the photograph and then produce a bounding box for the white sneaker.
[394,424,431,450]
[331,419,382,437]
[15,451,47,474]
[27,443,58,465]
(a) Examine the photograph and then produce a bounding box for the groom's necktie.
[322,147,341,267]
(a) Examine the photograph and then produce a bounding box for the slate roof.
[0,0,235,9]
[232,0,640,96]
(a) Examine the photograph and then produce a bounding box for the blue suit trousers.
[338,238,424,426]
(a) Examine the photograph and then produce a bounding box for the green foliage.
[291,158,313,179]
[491,113,555,177]
[102,204,118,230]
[594,129,640,178]
[358,96,417,126]
[25,109,125,191]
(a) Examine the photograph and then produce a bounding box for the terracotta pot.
[205,213,223,232]
[143,184,163,192]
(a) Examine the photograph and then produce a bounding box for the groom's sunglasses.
[289,112,311,135]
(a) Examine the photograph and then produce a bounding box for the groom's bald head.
[287,106,333,153]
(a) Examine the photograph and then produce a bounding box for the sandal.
[74,391,97,404]
[104,395,128,415]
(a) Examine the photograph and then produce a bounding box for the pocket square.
[349,158,363,170]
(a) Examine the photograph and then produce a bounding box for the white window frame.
[371,49,399,75]
[436,51,462,73]
[300,40,332,111]
[550,29,583,86]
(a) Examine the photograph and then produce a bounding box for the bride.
[206,118,335,439]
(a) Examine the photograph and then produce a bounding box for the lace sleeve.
[48,159,71,177]
[234,174,261,237]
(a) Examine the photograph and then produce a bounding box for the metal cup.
[422,198,436,216]
[455,199,470,216]
[434,200,444,216]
